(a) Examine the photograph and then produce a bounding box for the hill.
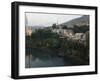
[61,15,89,28]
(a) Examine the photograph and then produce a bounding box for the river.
[25,48,74,68]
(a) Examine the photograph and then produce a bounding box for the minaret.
[57,20,59,28]
[57,20,58,26]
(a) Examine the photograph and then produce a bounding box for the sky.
[25,12,83,27]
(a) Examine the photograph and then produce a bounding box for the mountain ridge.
[61,15,89,28]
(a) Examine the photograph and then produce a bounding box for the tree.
[85,31,89,48]
[46,38,60,49]
[62,25,68,29]
[52,23,57,29]
[73,25,89,33]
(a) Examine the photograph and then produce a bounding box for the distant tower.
[56,20,59,29]
[57,20,58,25]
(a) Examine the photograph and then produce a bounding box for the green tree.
[73,25,89,33]
[52,23,57,29]
[62,25,68,29]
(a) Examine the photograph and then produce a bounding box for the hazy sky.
[25,12,83,27]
